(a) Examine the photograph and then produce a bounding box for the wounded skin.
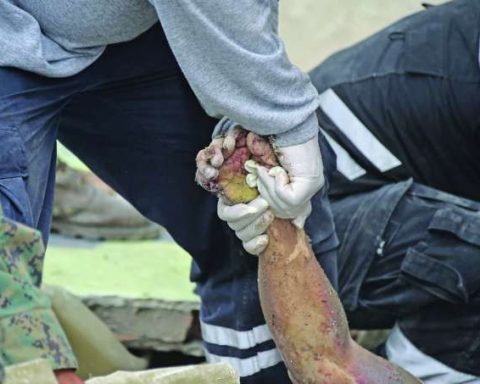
[198,130,420,384]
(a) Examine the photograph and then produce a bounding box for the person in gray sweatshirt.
[0,2,333,384]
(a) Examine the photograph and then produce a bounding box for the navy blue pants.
[309,0,480,378]
[332,181,480,377]
[0,23,338,383]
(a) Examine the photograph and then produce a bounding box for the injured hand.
[196,130,322,254]
[196,129,277,255]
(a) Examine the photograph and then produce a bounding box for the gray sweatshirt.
[0,1,320,146]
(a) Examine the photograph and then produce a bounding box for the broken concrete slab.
[4,359,56,384]
[43,239,202,357]
[4,360,239,384]
[83,296,202,356]
[86,364,239,384]
[45,286,148,380]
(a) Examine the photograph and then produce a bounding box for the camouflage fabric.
[0,206,77,371]
[0,354,4,383]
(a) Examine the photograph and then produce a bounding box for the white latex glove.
[217,196,274,255]
[249,135,324,229]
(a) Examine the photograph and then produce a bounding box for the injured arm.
[198,130,421,384]
[262,218,420,384]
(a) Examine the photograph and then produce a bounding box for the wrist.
[273,112,319,147]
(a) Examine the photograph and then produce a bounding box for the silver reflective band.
[318,89,402,173]
[386,325,480,384]
[205,348,283,377]
[320,128,366,180]
[200,321,273,349]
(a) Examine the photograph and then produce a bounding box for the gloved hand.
[195,132,323,254]
[217,196,274,255]
[250,135,324,229]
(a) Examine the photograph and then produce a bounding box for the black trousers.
[309,0,480,376]
[310,0,480,201]
[332,181,480,376]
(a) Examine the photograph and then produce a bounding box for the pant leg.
[0,67,83,370]
[308,0,480,200]
[0,67,72,243]
[331,180,480,378]
[54,23,339,383]
[57,25,221,274]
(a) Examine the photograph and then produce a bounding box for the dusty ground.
[279,0,447,71]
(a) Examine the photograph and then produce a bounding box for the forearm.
[261,220,420,383]
[150,0,320,146]
[259,218,354,383]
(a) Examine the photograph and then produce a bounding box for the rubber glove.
[217,196,274,255]
[253,135,324,229]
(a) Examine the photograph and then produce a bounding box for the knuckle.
[235,230,246,242]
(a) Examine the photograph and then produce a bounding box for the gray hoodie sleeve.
[150,0,320,147]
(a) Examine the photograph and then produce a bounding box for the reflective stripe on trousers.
[386,325,480,384]
[201,320,282,377]
[317,88,402,180]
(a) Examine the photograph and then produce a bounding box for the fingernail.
[211,153,224,168]
[223,136,236,151]
[205,167,218,180]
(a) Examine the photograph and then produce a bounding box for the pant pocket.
[0,127,33,227]
[0,177,34,228]
[400,207,480,304]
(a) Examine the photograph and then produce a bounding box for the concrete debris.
[83,296,202,356]
[86,364,239,384]
[4,360,57,384]
[3,360,240,384]
[45,286,148,379]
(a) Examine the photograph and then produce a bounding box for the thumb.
[291,202,312,229]
[268,166,290,194]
